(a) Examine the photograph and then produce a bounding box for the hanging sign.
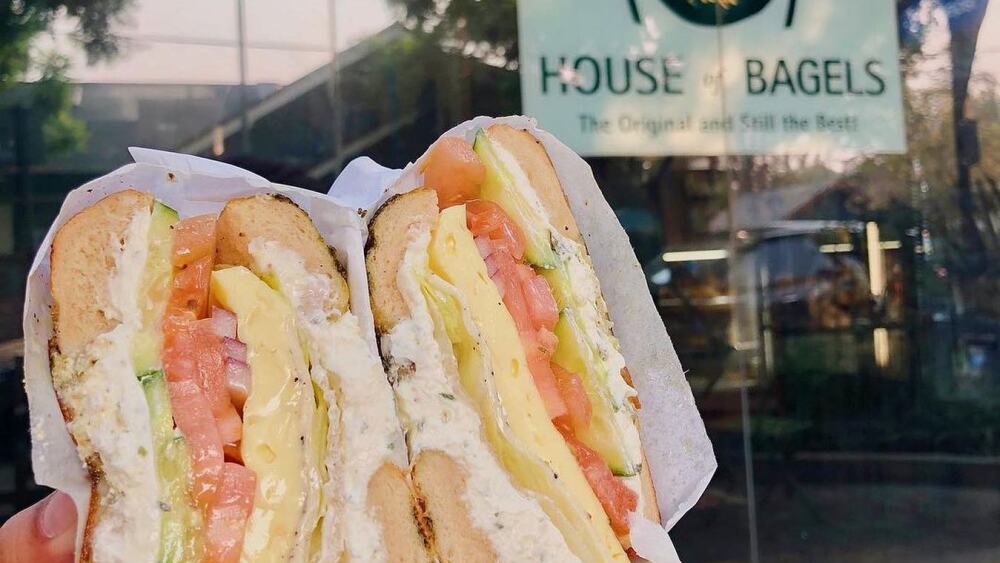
[517,0,907,156]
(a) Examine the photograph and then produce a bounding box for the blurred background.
[0,1,997,561]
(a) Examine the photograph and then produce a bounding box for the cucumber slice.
[133,202,179,372]
[552,310,638,477]
[541,262,574,311]
[473,129,559,268]
[140,370,200,563]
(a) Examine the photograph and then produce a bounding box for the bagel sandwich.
[366,124,658,563]
[47,189,428,562]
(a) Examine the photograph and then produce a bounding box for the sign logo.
[518,0,906,156]
[628,0,797,27]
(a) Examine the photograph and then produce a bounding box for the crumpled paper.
[22,148,386,560]
[330,115,717,562]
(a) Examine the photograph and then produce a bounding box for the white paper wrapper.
[22,148,386,560]
[330,115,717,562]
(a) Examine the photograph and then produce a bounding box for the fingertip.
[38,490,77,539]
[0,490,78,563]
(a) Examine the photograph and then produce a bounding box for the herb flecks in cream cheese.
[51,210,160,563]
[250,239,405,563]
[384,228,578,563]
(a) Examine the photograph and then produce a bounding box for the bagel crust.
[49,189,159,563]
[51,189,154,355]
[215,193,349,314]
[218,193,432,562]
[366,189,439,336]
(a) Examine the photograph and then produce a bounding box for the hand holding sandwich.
[0,490,76,563]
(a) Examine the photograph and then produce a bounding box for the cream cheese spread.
[250,239,405,563]
[50,209,160,563]
[384,228,578,563]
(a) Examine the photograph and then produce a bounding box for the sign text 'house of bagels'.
[517,0,906,156]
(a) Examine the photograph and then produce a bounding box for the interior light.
[874,327,890,368]
[866,222,885,298]
[661,249,729,262]
[650,268,671,285]
[819,243,854,253]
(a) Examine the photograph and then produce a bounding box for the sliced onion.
[225,357,251,409]
[211,306,237,339]
[216,408,242,445]
[223,336,247,363]
[474,235,493,259]
[492,271,506,299]
[484,253,500,278]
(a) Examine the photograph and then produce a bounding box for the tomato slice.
[423,137,486,208]
[467,199,636,536]
[467,200,525,260]
[204,462,256,563]
[524,338,568,420]
[164,319,242,445]
[498,267,533,333]
[557,422,637,535]
[172,215,217,267]
[167,255,213,320]
[167,379,223,509]
[522,273,559,331]
[552,363,592,431]
[536,327,558,357]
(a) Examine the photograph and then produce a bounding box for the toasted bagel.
[215,193,350,314]
[49,189,158,563]
[216,193,432,561]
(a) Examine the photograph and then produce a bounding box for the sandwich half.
[366,125,659,562]
[214,194,430,563]
[48,189,429,562]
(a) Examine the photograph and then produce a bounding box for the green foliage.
[35,54,87,154]
[389,0,518,64]
[0,0,130,156]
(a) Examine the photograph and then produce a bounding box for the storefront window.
[0,1,996,560]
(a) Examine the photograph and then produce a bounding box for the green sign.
[517,0,906,156]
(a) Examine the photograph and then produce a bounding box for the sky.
[35,0,395,85]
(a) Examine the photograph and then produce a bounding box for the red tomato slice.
[164,319,242,445]
[171,215,217,267]
[422,138,486,208]
[167,255,213,320]
[557,422,637,535]
[498,265,533,334]
[467,200,503,233]
[552,363,592,431]
[524,340,568,420]
[204,462,256,563]
[522,273,559,331]
[167,379,223,509]
[467,200,525,260]
[536,327,558,357]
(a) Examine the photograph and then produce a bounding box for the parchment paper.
[329,115,717,562]
[22,149,384,560]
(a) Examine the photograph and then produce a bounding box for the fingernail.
[38,491,76,539]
